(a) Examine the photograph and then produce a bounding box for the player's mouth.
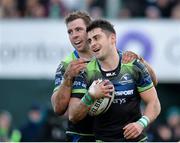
[74,40,82,47]
[92,48,100,53]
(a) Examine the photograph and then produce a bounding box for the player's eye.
[76,27,83,32]
[68,30,72,35]
[87,39,91,44]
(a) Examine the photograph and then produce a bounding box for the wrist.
[81,91,95,107]
[137,115,150,128]
[63,75,73,87]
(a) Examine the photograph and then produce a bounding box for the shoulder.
[121,59,145,72]
[56,52,77,69]
[63,51,77,64]
[86,58,100,75]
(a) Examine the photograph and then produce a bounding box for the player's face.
[87,28,112,60]
[67,18,88,53]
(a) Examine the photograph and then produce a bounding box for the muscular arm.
[68,97,89,123]
[123,87,161,139]
[51,77,73,115]
[51,59,87,115]
[139,87,161,123]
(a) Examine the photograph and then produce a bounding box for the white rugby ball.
[88,79,115,116]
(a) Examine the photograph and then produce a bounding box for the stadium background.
[0,0,179,141]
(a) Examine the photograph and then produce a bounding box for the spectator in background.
[120,0,146,18]
[145,6,161,19]
[86,0,107,17]
[166,106,180,141]
[62,0,86,11]
[25,0,46,18]
[20,104,45,141]
[0,0,18,18]
[145,0,177,18]
[118,7,132,19]
[47,0,68,18]
[149,106,180,141]
[0,110,21,142]
[171,3,180,19]
[89,6,103,19]
[42,109,67,141]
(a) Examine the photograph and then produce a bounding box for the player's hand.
[123,122,144,140]
[122,51,140,64]
[88,79,114,100]
[64,58,87,81]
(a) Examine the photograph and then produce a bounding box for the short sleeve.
[133,59,153,93]
[53,62,66,92]
[71,72,88,99]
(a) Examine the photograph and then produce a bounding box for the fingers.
[98,80,114,98]
[123,123,143,140]
[122,51,138,64]
[65,59,88,79]
[123,124,136,139]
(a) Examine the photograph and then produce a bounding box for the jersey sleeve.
[53,62,66,93]
[133,59,153,93]
[71,72,88,99]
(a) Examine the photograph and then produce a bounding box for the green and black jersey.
[53,50,94,138]
[72,52,153,141]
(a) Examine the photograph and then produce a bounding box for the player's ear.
[110,33,116,44]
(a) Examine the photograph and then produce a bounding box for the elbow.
[51,95,67,116]
[53,105,67,116]
[157,99,161,116]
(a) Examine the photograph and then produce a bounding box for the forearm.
[143,97,161,123]
[51,78,73,115]
[69,98,89,123]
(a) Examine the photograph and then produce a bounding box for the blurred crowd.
[0,104,67,142]
[0,0,180,19]
[0,104,179,142]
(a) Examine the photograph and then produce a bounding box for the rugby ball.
[88,79,115,116]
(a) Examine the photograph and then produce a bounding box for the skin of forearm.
[69,99,89,123]
[143,97,161,123]
[51,78,73,115]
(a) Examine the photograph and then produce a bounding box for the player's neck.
[99,49,119,71]
[78,50,93,61]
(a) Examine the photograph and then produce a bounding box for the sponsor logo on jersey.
[55,78,62,85]
[73,81,87,88]
[106,72,116,77]
[113,98,126,104]
[115,89,134,96]
[119,73,133,85]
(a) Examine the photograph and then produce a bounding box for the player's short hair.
[86,19,116,34]
[65,11,92,26]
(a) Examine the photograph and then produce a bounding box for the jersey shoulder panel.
[121,59,153,93]
[64,51,78,64]
[53,52,78,92]
[86,58,101,79]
